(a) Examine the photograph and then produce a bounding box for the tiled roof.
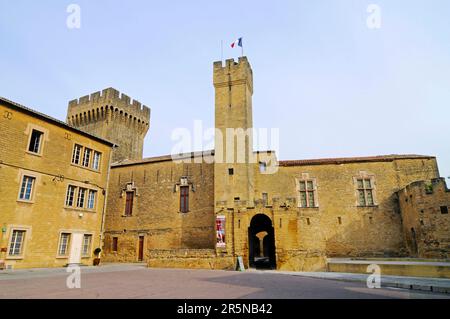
[113,152,435,168]
[0,96,116,147]
[278,154,435,167]
[112,150,215,167]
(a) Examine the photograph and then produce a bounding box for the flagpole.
[221,40,223,62]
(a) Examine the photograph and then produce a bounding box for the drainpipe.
[99,145,116,258]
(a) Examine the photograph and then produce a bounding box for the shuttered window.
[125,192,134,216]
[180,186,189,213]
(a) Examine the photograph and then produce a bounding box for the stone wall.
[214,156,440,271]
[398,178,450,258]
[0,98,112,269]
[269,157,439,258]
[147,249,235,270]
[102,153,216,263]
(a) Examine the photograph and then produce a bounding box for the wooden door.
[68,233,83,265]
[138,236,144,261]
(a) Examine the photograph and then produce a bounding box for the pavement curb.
[267,271,450,294]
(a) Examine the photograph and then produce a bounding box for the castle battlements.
[213,57,253,93]
[66,88,151,162]
[213,56,251,71]
[67,88,151,123]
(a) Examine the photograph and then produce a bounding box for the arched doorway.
[248,214,276,269]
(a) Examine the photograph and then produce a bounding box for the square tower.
[213,57,255,207]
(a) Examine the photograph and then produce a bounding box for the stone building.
[91,57,446,271]
[398,178,450,259]
[0,97,114,269]
[1,56,448,271]
[103,152,216,264]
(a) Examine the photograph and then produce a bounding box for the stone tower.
[67,88,150,162]
[213,57,255,207]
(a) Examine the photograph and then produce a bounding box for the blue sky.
[1,0,449,179]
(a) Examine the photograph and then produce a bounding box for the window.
[125,192,134,216]
[66,186,96,210]
[76,188,87,208]
[19,175,35,201]
[82,234,92,256]
[58,233,71,256]
[357,178,375,206]
[72,144,82,165]
[228,168,234,176]
[299,180,317,208]
[112,237,118,252]
[28,129,43,154]
[180,186,189,213]
[65,185,77,207]
[87,190,97,210]
[262,193,268,206]
[72,144,101,170]
[9,230,26,256]
[82,148,92,167]
[441,206,449,215]
[92,151,101,170]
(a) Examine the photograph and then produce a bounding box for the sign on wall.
[216,215,226,248]
[237,256,245,271]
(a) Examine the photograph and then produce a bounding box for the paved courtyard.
[0,264,448,299]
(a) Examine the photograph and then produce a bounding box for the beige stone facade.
[229,155,439,270]
[98,57,447,271]
[1,56,448,271]
[101,153,215,263]
[0,97,114,269]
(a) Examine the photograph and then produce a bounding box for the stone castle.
[0,56,449,271]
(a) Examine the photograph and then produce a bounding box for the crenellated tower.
[66,88,150,162]
[213,57,255,208]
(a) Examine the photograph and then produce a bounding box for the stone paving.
[0,264,449,299]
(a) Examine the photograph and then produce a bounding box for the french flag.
[231,37,243,48]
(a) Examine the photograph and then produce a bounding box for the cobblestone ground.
[0,264,448,299]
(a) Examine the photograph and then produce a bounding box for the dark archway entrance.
[248,214,276,269]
